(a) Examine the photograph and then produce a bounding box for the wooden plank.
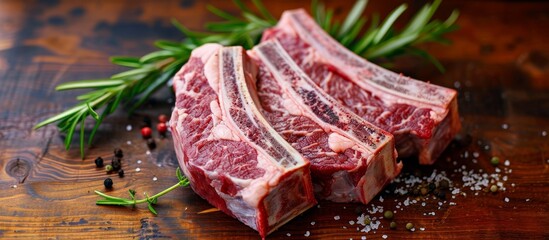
[0,0,548,239]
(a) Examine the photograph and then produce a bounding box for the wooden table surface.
[1,0,548,239]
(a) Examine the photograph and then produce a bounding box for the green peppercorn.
[390,221,397,229]
[490,185,498,193]
[364,217,371,225]
[105,164,113,172]
[94,157,104,168]
[420,187,428,196]
[384,210,394,219]
[405,222,414,231]
[104,178,113,189]
[491,156,500,166]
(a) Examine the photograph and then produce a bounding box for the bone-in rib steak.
[170,44,316,238]
[248,40,402,203]
[262,9,461,164]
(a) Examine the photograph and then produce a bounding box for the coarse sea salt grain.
[382,235,388,239]
[504,160,510,166]
[304,231,310,237]
[127,141,132,145]
[334,215,341,220]
[349,221,355,225]
[504,197,510,202]
[135,167,141,172]
[126,125,132,131]
[501,123,509,129]
[286,233,291,237]
[153,177,158,181]
[420,227,426,231]
[310,221,315,226]
[542,131,547,137]
[137,160,142,164]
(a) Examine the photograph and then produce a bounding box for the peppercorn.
[390,221,397,229]
[157,122,168,136]
[111,159,121,171]
[412,188,420,196]
[158,114,168,123]
[141,127,152,139]
[94,157,104,168]
[436,190,446,199]
[490,156,500,166]
[113,148,123,158]
[118,169,125,178]
[384,210,394,219]
[143,116,152,128]
[438,179,450,189]
[105,164,113,172]
[420,187,428,196]
[354,206,367,215]
[405,222,414,231]
[428,182,436,191]
[104,178,113,189]
[364,217,371,225]
[490,185,498,193]
[146,138,156,149]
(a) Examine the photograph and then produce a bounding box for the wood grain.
[0,0,548,239]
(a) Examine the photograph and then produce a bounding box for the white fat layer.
[205,51,220,94]
[328,132,355,153]
[192,43,223,62]
[240,153,284,208]
[281,93,303,116]
[210,100,222,125]
[210,123,240,141]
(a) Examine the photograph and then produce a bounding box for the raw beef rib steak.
[249,40,402,203]
[170,43,316,238]
[262,9,461,164]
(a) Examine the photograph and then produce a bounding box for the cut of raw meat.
[170,43,316,238]
[262,9,461,164]
[249,40,402,203]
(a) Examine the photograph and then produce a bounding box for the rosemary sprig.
[34,0,458,158]
[314,0,459,72]
[95,168,190,214]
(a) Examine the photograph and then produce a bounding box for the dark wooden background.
[0,0,548,239]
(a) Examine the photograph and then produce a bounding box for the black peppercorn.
[118,169,125,178]
[104,178,113,189]
[95,157,104,168]
[111,157,121,171]
[143,116,152,128]
[438,179,450,189]
[114,148,123,158]
[436,190,446,199]
[428,182,436,191]
[146,138,156,149]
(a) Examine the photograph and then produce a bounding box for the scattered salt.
[11,185,17,188]
[454,81,461,88]
[334,215,340,220]
[504,197,510,202]
[501,123,509,129]
[304,231,310,237]
[361,236,366,240]
[137,160,142,164]
[420,227,426,231]
[135,168,141,172]
[542,131,547,137]
[504,160,510,166]
[449,202,457,206]
[349,221,355,225]
[310,221,316,226]
[379,196,384,202]
[473,152,480,158]
[126,125,132,131]
[127,141,132,145]
[286,233,291,237]
[526,199,530,202]
[382,235,388,239]
[421,202,426,207]
[153,177,158,181]
[146,150,151,155]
